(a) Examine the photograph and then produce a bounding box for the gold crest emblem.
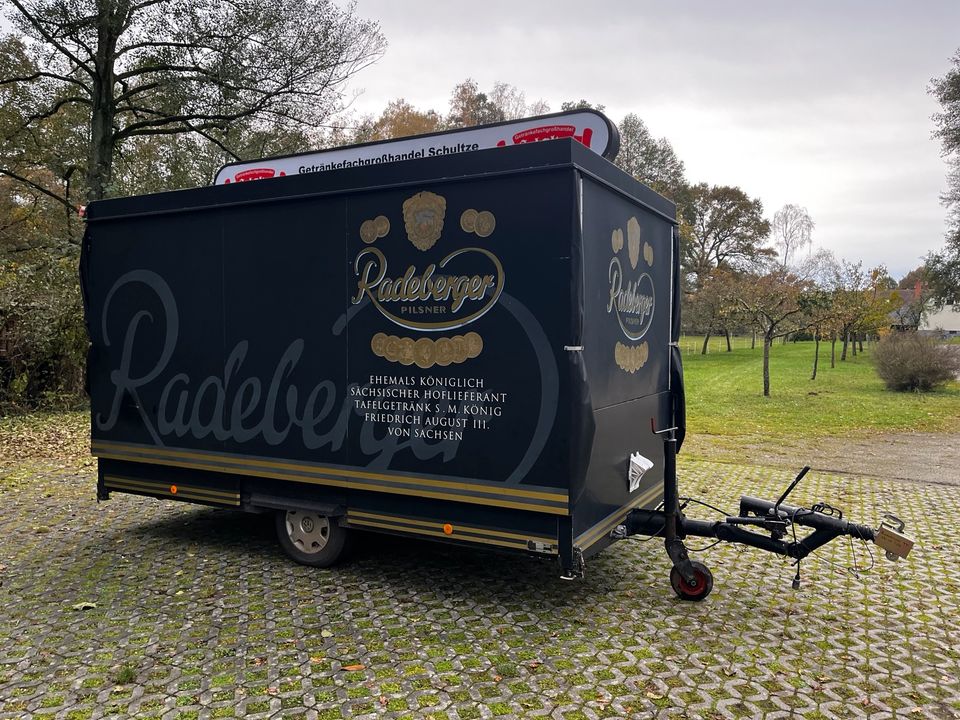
[627,216,642,270]
[460,208,478,233]
[359,215,390,244]
[360,220,378,244]
[611,228,624,254]
[403,191,446,251]
[370,332,484,368]
[615,341,649,373]
[474,211,496,238]
[397,338,415,366]
[460,208,496,238]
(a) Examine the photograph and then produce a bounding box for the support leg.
[660,428,701,588]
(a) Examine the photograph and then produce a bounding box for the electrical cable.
[686,539,723,552]
[632,526,663,542]
[678,497,732,517]
[862,538,876,572]
[807,537,874,581]
[811,502,842,519]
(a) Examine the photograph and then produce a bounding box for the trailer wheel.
[275,510,349,567]
[670,561,714,601]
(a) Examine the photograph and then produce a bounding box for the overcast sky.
[347,0,959,278]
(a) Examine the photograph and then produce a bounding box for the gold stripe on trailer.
[104,475,240,502]
[347,510,557,548]
[91,440,565,501]
[345,512,557,554]
[103,475,241,506]
[105,477,241,506]
[92,440,569,516]
[574,484,663,552]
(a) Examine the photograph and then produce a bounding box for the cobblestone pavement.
[0,459,958,720]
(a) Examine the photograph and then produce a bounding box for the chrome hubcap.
[285,511,330,554]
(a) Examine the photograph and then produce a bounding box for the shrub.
[0,253,87,410]
[873,332,960,392]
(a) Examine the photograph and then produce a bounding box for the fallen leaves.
[0,411,90,467]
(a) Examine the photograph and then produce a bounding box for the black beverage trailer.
[81,138,912,599]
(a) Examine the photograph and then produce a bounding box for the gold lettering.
[607,257,623,313]
[353,247,387,304]
[352,245,504,331]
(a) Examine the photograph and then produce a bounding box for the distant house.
[889,286,924,331]
[888,282,960,336]
[922,304,960,337]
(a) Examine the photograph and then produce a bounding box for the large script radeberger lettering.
[352,246,504,331]
[97,270,179,443]
[607,256,655,341]
[96,270,458,464]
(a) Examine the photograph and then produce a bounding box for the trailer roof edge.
[86,140,677,225]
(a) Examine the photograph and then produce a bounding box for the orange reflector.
[442,523,453,535]
[169,485,178,494]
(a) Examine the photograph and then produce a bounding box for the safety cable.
[685,539,723,552]
[678,497,732,517]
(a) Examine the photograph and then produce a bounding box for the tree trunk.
[751,330,756,350]
[725,328,732,352]
[763,334,772,397]
[851,332,857,358]
[86,13,120,202]
[811,330,820,380]
[830,335,836,368]
[701,331,711,355]
[841,329,849,361]
[858,337,864,353]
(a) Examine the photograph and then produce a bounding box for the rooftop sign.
[213,109,619,185]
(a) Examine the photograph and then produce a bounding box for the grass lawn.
[681,337,960,440]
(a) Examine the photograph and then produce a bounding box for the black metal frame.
[618,428,880,592]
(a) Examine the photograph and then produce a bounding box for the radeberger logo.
[608,216,655,372]
[352,191,505,332]
[608,217,655,342]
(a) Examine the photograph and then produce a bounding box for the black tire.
[275,509,349,567]
[670,561,714,601]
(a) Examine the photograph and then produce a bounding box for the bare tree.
[2,0,386,202]
[770,204,814,269]
[488,82,529,120]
